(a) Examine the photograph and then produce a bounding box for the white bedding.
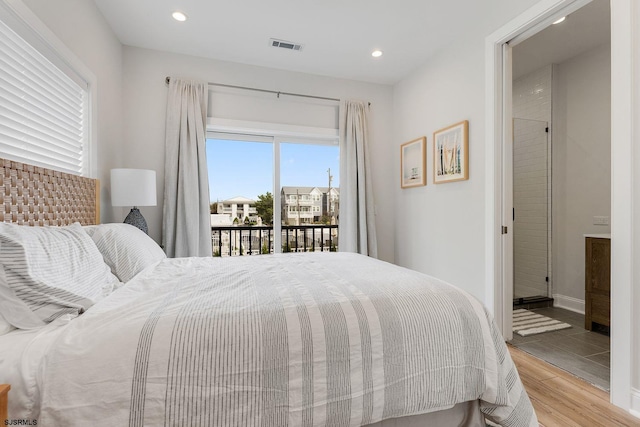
[0,316,70,418]
[5,252,537,426]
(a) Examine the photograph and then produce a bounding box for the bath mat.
[513,309,572,337]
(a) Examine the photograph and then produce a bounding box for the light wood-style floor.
[508,345,640,427]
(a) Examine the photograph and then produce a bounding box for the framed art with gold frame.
[400,137,426,188]
[433,120,469,184]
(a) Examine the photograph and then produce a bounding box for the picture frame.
[400,137,426,188]
[433,120,469,184]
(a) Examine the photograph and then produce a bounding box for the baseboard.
[552,294,585,314]
[631,388,640,419]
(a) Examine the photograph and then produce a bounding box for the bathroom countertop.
[583,233,611,239]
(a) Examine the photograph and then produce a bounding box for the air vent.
[269,38,304,52]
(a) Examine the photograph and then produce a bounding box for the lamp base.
[124,207,148,234]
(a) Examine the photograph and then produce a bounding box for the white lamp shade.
[111,169,157,207]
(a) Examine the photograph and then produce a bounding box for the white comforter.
[29,252,536,426]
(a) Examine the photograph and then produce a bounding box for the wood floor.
[508,345,640,427]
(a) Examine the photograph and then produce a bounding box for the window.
[207,129,339,255]
[0,4,91,176]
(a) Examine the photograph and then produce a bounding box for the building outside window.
[207,135,339,256]
[280,186,339,225]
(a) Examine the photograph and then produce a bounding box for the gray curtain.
[338,100,378,257]
[162,78,212,257]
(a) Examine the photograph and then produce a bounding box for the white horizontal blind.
[0,17,86,175]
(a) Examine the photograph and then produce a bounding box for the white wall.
[22,0,123,223]
[552,43,611,307]
[391,0,537,304]
[393,39,487,301]
[122,46,395,262]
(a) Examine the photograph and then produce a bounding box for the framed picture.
[433,120,469,184]
[400,137,426,188]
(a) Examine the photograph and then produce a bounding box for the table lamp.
[111,169,157,234]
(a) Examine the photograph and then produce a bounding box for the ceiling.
[94,0,535,85]
[512,0,610,79]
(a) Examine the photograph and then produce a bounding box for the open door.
[501,42,514,341]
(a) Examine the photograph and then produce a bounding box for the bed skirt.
[366,401,484,427]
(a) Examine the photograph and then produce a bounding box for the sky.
[207,138,340,202]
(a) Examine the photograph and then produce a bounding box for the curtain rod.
[165,76,338,102]
[165,76,370,106]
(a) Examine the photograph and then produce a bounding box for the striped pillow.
[84,223,166,283]
[0,222,120,328]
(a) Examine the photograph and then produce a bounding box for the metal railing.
[211,224,338,257]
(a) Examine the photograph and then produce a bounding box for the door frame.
[485,0,636,411]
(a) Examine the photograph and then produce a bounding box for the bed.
[0,159,538,427]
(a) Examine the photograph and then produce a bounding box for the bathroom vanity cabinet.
[584,235,611,331]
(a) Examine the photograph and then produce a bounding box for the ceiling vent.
[269,38,304,52]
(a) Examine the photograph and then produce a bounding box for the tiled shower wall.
[513,65,552,122]
[512,65,552,299]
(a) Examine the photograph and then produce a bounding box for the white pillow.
[84,223,166,283]
[0,311,15,336]
[0,222,120,328]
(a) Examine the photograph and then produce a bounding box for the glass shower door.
[513,118,550,300]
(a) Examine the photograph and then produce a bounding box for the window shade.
[0,17,86,175]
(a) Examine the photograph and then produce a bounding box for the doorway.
[507,0,612,390]
[486,0,636,413]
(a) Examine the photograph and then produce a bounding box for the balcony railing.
[211,224,338,257]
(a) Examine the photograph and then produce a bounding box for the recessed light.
[172,11,188,22]
[371,50,383,58]
[553,16,566,24]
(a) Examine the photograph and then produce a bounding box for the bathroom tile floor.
[509,306,611,391]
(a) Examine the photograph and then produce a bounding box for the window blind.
[0,17,86,175]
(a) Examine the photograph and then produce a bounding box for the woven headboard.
[0,158,100,226]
